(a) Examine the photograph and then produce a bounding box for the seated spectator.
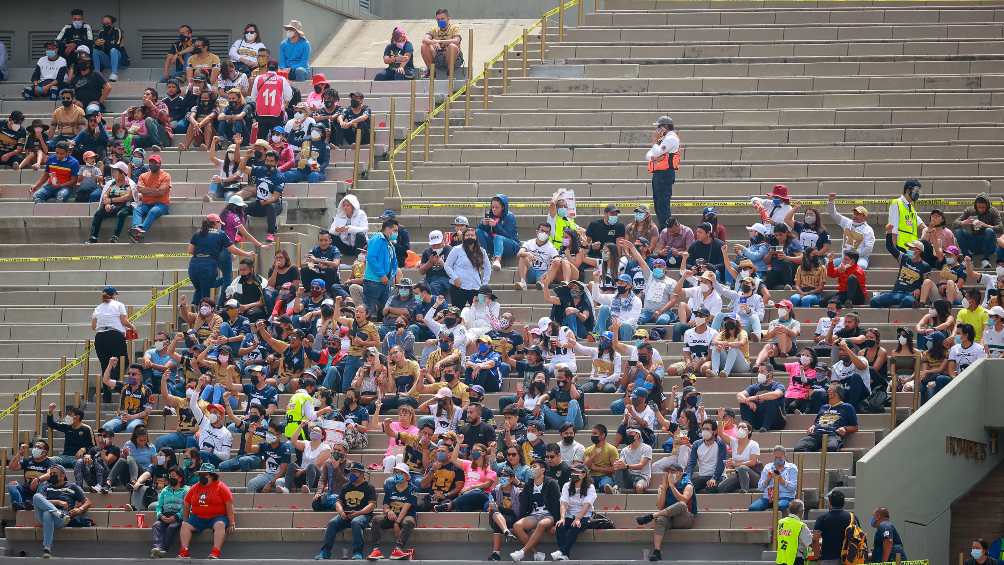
[920,245,965,306]
[100,360,152,432]
[752,184,792,225]
[335,91,372,148]
[137,86,172,147]
[229,24,266,75]
[826,250,868,306]
[177,463,235,559]
[827,193,875,268]
[129,153,171,241]
[23,41,67,100]
[748,445,797,512]
[30,141,80,203]
[67,55,110,113]
[45,403,94,468]
[280,20,312,81]
[549,463,595,561]
[583,423,619,493]
[284,124,329,183]
[105,426,156,496]
[685,419,726,493]
[668,307,715,377]
[538,365,584,430]
[710,316,750,378]
[735,222,772,274]
[947,321,986,378]
[216,88,252,146]
[613,427,652,494]
[787,204,832,257]
[0,111,27,169]
[628,245,676,325]
[590,272,641,341]
[984,306,1004,358]
[737,364,786,431]
[179,89,217,151]
[477,194,519,270]
[784,349,824,414]
[149,466,189,558]
[186,36,221,86]
[93,14,128,81]
[715,420,760,493]
[72,110,109,164]
[21,120,50,170]
[954,193,1003,269]
[870,233,931,308]
[670,269,724,342]
[585,204,626,281]
[794,384,859,452]
[241,420,291,493]
[161,80,193,134]
[190,378,234,466]
[789,253,826,307]
[55,8,93,65]
[921,208,957,253]
[376,27,416,80]
[421,9,463,78]
[283,103,315,145]
[369,462,418,560]
[50,89,86,148]
[764,222,804,290]
[515,223,557,290]
[653,217,694,268]
[31,464,91,559]
[315,461,377,560]
[509,455,560,562]
[305,74,331,110]
[161,25,193,82]
[239,148,284,242]
[330,194,369,256]
[711,267,764,338]
[634,463,696,562]
[754,300,801,368]
[7,439,53,510]
[966,539,997,565]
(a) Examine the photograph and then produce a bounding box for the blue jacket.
[479,193,518,241]
[279,38,311,70]
[364,232,398,283]
[741,241,770,273]
[685,437,728,482]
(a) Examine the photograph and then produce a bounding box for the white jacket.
[329,194,369,246]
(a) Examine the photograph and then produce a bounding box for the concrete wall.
[2,0,346,67]
[856,359,1004,565]
[368,0,583,21]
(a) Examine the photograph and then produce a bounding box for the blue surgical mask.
[556,207,568,218]
[46,50,57,58]
[389,232,398,242]
[634,212,645,222]
[132,157,143,165]
[478,343,490,354]
[972,549,984,560]
[904,250,914,260]
[439,341,450,352]
[869,517,877,528]
[436,452,448,462]
[471,450,483,460]
[393,472,405,482]
[499,476,510,487]
[606,215,618,225]
[398,289,410,298]
[773,198,783,207]
[652,268,664,279]
[955,335,962,345]
[774,458,785,467]
[477,294,486,304]
[438,19,448,29]
[347,473,359,483]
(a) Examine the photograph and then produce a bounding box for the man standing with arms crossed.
[646,116,680,230]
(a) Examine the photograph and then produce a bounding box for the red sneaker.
[368,548,385,560]
[177,547,190,558]
[209,548,222,559]
[389,548,410,560]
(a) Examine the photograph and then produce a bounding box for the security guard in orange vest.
[645,115,680,230]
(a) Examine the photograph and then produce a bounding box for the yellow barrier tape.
[0,276,191,423]
[0,252,188,264]
[401,197,997,210]
[872,561,929,565]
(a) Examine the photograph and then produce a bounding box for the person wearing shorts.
[177,463,235,559]
[509,456,560,562]
[487,468,521,561]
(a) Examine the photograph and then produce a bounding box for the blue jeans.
[216,118,248,144]
[246,470,278,492]
[917,330,946,352]
[132,202,169,232]
[920,374,952,405]
[171,119,189,134]
[638,308,676,325]
[564,314,589,339]
[452,488,490,511]
[870,291,916,308]
[610,398,626,415]
[338,355,364,392]
[7,483,31,509]
[593,474,616,492]
[282,168,326,184]
[595,306,635,340]
[32,493,67,549]
[363,279,390,322]
[711,312,762,336]
[954,228,998,258]
[92,48,122,74]
[320,513,371,555]
[103,417,145,433]
[188,257,218,305]
[33,184,72,203]
[155,431,195,451]
[321,365,343,391]
[202,384,238,410]
[476,228,520,259]
[289,67,311,81]
[541,399,583,430]
[219,454,262,472]
[427,277,452,299]
[711,348,750,376]
[790,293,822,308]
[749,496,791,512]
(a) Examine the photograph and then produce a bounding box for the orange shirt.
[137,169,172,205]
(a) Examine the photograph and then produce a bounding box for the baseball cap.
[852,205,869,216]
[147,154,162,164]
[109,161,130,175]
[228,194,247,207]
[604,203,620,214]
[393,462,411,476]
[102,286,118,296]
[224,299,240,308]
[747,223,771,236]
[617,274,633,284]
[434,387,453,399]
[653,116,673,127]
[429,230,444,245]
[453,216,469,226]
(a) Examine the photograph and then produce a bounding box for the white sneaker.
[533,552,545,561]
[510,550,525,562]
[516,280,527,290]
[550,550,565,561]
[492,258,502,270]
[610,485,620,494]
[982,258,993,270]
[109,73,118,82]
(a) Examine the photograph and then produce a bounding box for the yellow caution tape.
[0,276,191,423]
[401,197,996,210]
[872,561,929,565]
[0,252,188,264]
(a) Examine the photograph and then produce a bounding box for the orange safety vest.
[648,151,680,173]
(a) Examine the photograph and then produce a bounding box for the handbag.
[588,513,615,530]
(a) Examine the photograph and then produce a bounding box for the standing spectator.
[129,153,171,242]
[684,420,726,493]
[280,20,312,81]
[888,179,924,252]
[251,61,293,138]
[793,384,859,452]
[186,37,221,86]
[870,507,907,563]
[176,463,236,559]
[93,14,128,81]
[230,24,266,75]
[314,462,376,560]
[954,193,1004,269]
[329,194,369,257]
[188,214,254,304]
[737,366,786,431]
[827,193,875,268]
[775,499,812,565]
[335,91,371,148]
[645,116,679,228]
[967,539,998,565]
[376,27,415,80]
[364,219,400,320]
[477,193,519,270]
[30,464,91,559]
[634,463,696,562]
[421,9,463,78]
[446,227,492,307]
[55,9,93,64]
[23,42,67,101]
[91,287,135,393]
[30,141,80,203]
[811,490,857,565]
[748,446,797,511]
[509,456,560,563]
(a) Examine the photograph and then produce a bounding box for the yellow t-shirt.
[187,52,221,76]
[957,306,989,342]
[427,22,462,42]
[584,442,619,478]
[348,322,378,357]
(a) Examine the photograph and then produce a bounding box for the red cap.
[776,299,794,311]
[147,154,162,164]
[206,403,225,414]
[768,184,789,201]
[311,73,328,87]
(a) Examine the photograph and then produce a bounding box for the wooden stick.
[771,475,779,549]
[296,240,302,270]
[424,65,435,161]
[818,436,828,509]
[406,79,415,180]
[11,403,19,456]
[368,124,376,174]
[59,356,67,413]
[540,13,547,61]
[482,63,490,111]
[890,369,898,431]
[443,75,452,145]
[171,272,179,326]
[0,450,6,508]
[522,28,529,78]
[465,28,473,127]
[502,45,509,96]
[35,377,43,437]
[127,306,135,361]
[559,0,565,42]
[796,454,804,502]
[352,128,363,186]
[577,0,583,26]
[83,339,91,402]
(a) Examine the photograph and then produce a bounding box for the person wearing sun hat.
[751,184,792,225]
[176,462,236,559]
[279,19,311,81]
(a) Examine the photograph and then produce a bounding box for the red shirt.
[826,260,868,294]
[184,479,233,518]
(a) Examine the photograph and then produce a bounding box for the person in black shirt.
[869,231,932,308]
[543,443,571,487]
[316,462,377,559]
[812,490,857,563]
[68,60,109,112]
[32,464,92,558]
[686,222,728,281]
[370,463,418,560]
[0,111,27,168]
[161,80,195,132]
[92,14,129,80]
[335,91,371,148]
[460,403,495,455]
[231,258,267,321]
[45,404,94,468]
[870,507,907,563]
[7,439,53,509]
[511,455,561,562]
[585,204,627,282]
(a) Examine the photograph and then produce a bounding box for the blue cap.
[617,274,633,284]
[102,286,118,296]
[271,125,285,134]
[600,331,614,341]
[380,209,397,219]
[310,278,326,289]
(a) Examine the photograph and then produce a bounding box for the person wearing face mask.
[710,316,750,378]
[783,349,823,414]
[887,178,925,252]
[868,507,907,563]
[420,8,464,77]
[684,420,727,493]
[7,440,54,510]
[445,226,492,307]
[435,441,498,513]
[30,463,91,559]
[590,272,642,341]
[149,466,190,558]
[24,41,68,101]
[754,300,802,368]
[419,441,465,512]
[304,73,331,110]
[68,52,110,112]
[333,91,372,148]
[476,193,520,271]
[967,539,999,565]
[752,184,792,225]
[44,403,93,467]
[49,89,86,146]
[868,231,931,308]
[735,222,773,274]
[827,193,875,268]
[277,19,312,81]
[487,466,523,560]
[824,338,872,411]
[161,25,194,81]
[613,428,653,494]
[714,421,761,494]
[539,364,584,430]
[188,213,255,304]
[129,447,178,512]
[711,265,765,339]
[238,148,285,242]
[585,203,627,281]
[214,88,253,147]
[55,8,93,62]
[669,306,717,378]
[380,278,419,338]
[31,139,81,203]
[748,445,797,512]
[368,462,418,560]
[794,384,859,453]
[921,245,966,306]
[461,285,501,341]
[242,420,292,493]
[947,322,985,383]
[282,102,316,145]
[228,23,266,75]
[249,58,293,140]
[100,360,153,433]
[628,235,678,324]
[515,221,558,291]
[329,194,370,257]
[954,193,1004,269]
[189,378,234,465]
[635,462,696,561]
[0,110,28,168]
[508,454,561,562]
[375,26,416,80]
[185,36,221,86]
[284,124,330,184]
[92,14,128,81]
[463,336,504,393]
[128,152,171,241]
[546,196,580,250]
[810,490,860,565]
[362,218,401,319]
[670,269,724,342]
[177,462,236,559]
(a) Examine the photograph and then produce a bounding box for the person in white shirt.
[190,378,234,465]
[828,338,872,409]
[552,463,597,561]
[755,300,802,368]
[557,422,585,465]
[329,194,369,256]
[711,271,764,338]
[624,243,676,325]
[751,184,792,225]
[949,323,986,377]
[614,428,652,493]
[982,306,1004,358]
[229,25,267,74]
[668,308,717,377]
[589,272,642,341]
[827,192,875,268]
[571,332,622,393]
[516,223,559,290]
[668,269,724,342]
[645,116,679,229]
[91,286,138,400]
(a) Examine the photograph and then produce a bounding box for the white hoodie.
[329,194,369,246]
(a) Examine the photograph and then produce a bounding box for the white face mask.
[777,307,789,318]
[997,266,1004,278]
[961,298,970,309]
[526,432,538,442]
[271,135,282,143]
[156,455,167,465]
[31,448,44,459]
[928,308,936,317]
[946,257,957,266]
[756,374,767,384]
[286,30,296,39]
[294,112,304,120]
[310,131,322,141]
[700,282,712,292]
[63,416,74,426]
[693,316,706,325]
[562,237,571,247]
[536,232,548,243]
[736,428,748,439]
[800,354,811,366]
[154,340,165,350]
[245,32,256,41]
[199,305,212,317]
[701,430,712,441]
[266,433,277,443]
[898,335,908,346]
[804,213,816,223]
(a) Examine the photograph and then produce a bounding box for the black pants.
[334,124,370,147]
[739,398,786,431]
[825,275,866,305]
[333,233,368,257]
[246,200,280,235]
[765,262,796,289]
[690,474,718,493]
[450,286,478,308]
[793,433,844,452]
[90,205,132,239]
[255,115,284,141]
[652,169,676,229]
[95,329,127,402]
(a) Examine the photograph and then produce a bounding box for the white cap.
[434,387,453,399]
[989,306,1004,318]
[537,317,552,331]
[428,230,444,245]
[393,462,411,476]
[228,194,247,207]
[75,45,91,54]
[109,161,130,175]
[224,299,240,308]
[746,223,772,236]
[321,298,335,306]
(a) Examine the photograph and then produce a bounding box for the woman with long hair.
[264,249,300,310]
[91,286,137,400]
[281,420,332,492]
[783,348,823,414]
[715,421,761,493]
[788,205,831,257]
[436,442,497,512]
[552,463,596,560]
[541,227,585,287]
[445,227,491,307]
[888,328,921,392]
[217,194,266,302]
[916,299,955,351]
[180,90,217,151]
[710,316,750,377]
[188,214,253,304]
[626,205,659,243]
[208,140,245,201]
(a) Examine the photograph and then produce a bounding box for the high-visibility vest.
[648,151,680,173]
[284,390,311,439]
[775,515,804,565]
[893,197,920,251]
[550,215,577,250]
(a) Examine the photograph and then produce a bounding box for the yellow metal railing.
[384,0,584,201]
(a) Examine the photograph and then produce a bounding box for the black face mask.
[168,477,180,487]
[314,86,324,94]
[321,306,334,317]
[616,285,629,294]
[444,317,458,328]
[198,475,209,485]
[862,339,876,349]
[77,63,91,73]
[350,100,361,108]
[443,373,456,382]
[61,99,72,107]
[590,435,600,445]
[827,311,837,319]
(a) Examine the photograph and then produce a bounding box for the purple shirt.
[658,225,695,255]
[221,209,244,241]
